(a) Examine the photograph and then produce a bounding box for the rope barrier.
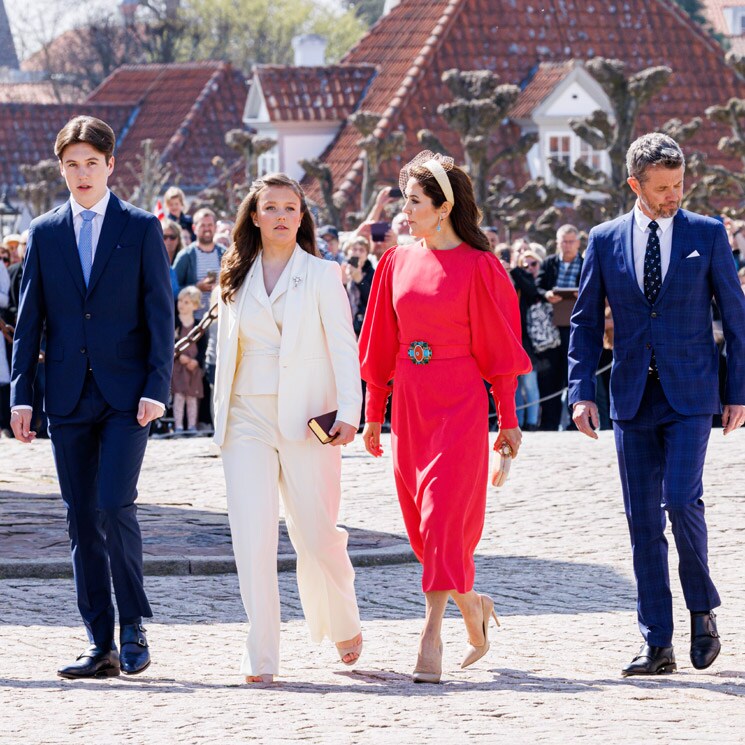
[507,361,613,415]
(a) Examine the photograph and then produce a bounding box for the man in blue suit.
[569,133,745,677]
[10,116,174,678]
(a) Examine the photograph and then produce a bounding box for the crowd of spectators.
[3,185,745,439]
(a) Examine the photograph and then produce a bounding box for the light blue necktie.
[78,209,96,286]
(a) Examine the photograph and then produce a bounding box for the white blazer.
[213,246,362,446]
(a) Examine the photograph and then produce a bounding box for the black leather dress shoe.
[621,644,676,677]
[690,611,721,670]
[58,645,120,679]
[120,623,150,675]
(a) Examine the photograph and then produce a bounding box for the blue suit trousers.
[48,371,152,648]
[613,375,720,646]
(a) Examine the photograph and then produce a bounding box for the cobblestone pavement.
[2,432,745,743]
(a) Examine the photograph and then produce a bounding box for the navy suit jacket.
[11,193,174,416]
[568,208,745,420]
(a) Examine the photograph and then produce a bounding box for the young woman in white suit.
[213,173,363,684]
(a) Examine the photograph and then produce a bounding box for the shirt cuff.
[140,397,166,414]
[10,405,33,413]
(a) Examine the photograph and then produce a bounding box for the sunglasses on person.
[523,260,539,268]
[163,234,179,241]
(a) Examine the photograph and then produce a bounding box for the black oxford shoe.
[621,644,676,677]
[690,611,721,670]
[120,623,150,675]
[58,645,120,679]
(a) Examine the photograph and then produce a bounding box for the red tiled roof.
[0,103,133,189]
[86,62,249,192]
[0,82,82,104]
[253,64,377,122]
[510,61,576,120]
[306,0,745,210]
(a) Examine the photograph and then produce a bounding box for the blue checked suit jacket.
[568,208,745,420]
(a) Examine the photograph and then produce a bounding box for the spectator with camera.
[343,235,375,337]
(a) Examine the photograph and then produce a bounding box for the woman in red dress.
[358,151,530,683]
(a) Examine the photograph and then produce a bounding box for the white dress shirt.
[632,202,674,292]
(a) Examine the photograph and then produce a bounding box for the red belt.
[398,342,471,365]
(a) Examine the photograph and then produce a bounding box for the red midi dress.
[358,242,530,593]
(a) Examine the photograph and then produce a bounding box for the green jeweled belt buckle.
[408,341,432,365]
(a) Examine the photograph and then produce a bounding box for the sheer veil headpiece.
[399,151,456,205]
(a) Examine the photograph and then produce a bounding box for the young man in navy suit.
[10,116,174,678]
[569,133,745,676]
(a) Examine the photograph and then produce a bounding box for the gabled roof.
[0,103,132,188]
[511,61,576,120]
[306,0,744,209]
[0,61,249,199]
[248,64,377,123]
[85,62,249,192]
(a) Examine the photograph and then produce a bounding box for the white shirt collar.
[70,189,111,219]
[634,201,674,235]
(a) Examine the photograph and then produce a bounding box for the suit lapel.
[617,211,649,304]
[248,254,272,309]
[654,210,688,304]
[279,246,308,359]
[86,194,129,296]
[54,203,86,298]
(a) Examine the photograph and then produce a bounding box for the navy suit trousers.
[613,375,720,646]
[48,371,152,648]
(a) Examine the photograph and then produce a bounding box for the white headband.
[422,158,455,205]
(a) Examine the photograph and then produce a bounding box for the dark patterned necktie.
[644,220,661,373]
[644,220,661,303]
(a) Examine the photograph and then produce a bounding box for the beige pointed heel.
[461,594,500,669]
[412,640,443,684]
[245,674,274,684]
[336,633,363,666]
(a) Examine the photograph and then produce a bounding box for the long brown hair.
[407,162,491,252]
[220,173,318,303]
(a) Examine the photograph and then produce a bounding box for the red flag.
[154,199,165,220]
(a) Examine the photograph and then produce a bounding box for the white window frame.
[257,146,280,177]
[542,129,609,185]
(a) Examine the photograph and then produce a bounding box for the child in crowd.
[172,286,205,433]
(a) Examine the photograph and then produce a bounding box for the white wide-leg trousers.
[221,394,361,676]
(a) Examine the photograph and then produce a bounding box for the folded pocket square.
[686,250,700,258]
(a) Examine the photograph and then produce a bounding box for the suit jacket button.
[84,313,92,320]
[651,311,658,318]
[80,347,87,354]
[646,343,651,349]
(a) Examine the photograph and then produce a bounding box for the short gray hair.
[556,224,579,241]
[626,133,685,182]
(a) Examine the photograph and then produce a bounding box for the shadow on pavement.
[1,668,743,698]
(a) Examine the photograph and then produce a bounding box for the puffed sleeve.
[469,251,532,430]
[358,247,399,423]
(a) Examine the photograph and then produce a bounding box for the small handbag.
[490,442,513,488]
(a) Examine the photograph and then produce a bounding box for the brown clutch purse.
[307,410,338,444]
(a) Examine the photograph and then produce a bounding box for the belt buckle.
[408,341,432,365]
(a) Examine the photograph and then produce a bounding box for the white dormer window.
[516,63,614,192]
[543,131,608,185]
[723,6,745,35]
[258,146,279,177]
